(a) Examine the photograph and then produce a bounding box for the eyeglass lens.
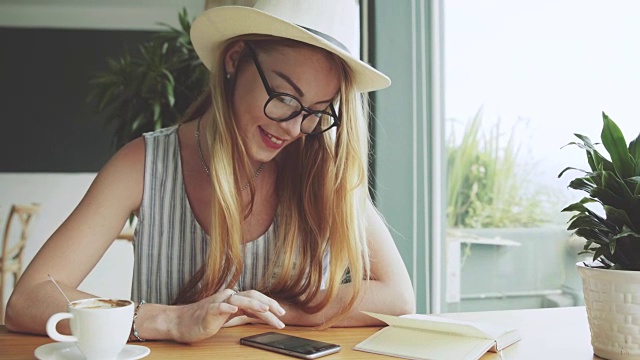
[265,95,336,134]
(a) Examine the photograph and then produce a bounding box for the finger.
[222,288,238,302]
[222,315,267,328]
[226,293,270,313]
[242,308,285,329]
[235,290,286,316]
[222,316,248,328]
[209,301,238,315]
[224,294,285,329]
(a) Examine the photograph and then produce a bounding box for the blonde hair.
[175,35,371,327]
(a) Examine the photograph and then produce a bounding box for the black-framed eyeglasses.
[245,42,341,135]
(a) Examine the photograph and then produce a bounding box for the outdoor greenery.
[559,112,640,270]
[447,110,552,228]
[88,8,207,149]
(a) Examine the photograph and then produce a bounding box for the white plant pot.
[577,262,640,360]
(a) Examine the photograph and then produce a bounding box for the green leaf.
[562,199,609,228]
[558,166,588,178]
[574,133,595,147]
[575,227,609,245]
[611,225,640,241]
[98,87,116,111]
[567,214,608,231]
[161,69,175,86]
[567,177,596,193]
[179,7,191,32]
[603,205,632,229]
[590,186,626,209]
[601,170,634,199]
[152,102,161,122]
[593,246,607,262]
[164,81,175,107]
[601,112,634,180]
[571,133,615,173]
[131,114,144,132]
[592,149,616,174]
[610,237,617,254]
[629,133,640,170]
[561,201,591,214]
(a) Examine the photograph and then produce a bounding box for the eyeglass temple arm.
[245,42,274,97]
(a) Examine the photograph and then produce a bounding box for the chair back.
[1,203,41,323]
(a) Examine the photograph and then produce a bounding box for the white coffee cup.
[46,298,134,360]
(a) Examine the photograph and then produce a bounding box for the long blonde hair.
[175,35,371,327]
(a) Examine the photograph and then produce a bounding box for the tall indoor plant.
[89,8,208,150]
[559,112,640,360]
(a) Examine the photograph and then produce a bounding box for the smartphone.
[240,331,341,359]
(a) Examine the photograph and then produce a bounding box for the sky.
[445,0,640,211]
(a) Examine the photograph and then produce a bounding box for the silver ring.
[225,289,238,303]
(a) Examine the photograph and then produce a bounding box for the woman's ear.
[224,41,246,77]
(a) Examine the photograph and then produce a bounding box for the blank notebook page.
[356,326,494,360]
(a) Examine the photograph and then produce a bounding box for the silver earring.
[226,72,231,80]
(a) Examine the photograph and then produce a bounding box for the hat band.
[297,25,350,54]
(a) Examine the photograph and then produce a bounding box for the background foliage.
[89,9,208,149]
[446,109,556,228]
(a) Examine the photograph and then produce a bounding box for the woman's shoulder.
[112,135,145,162]
[93,135,144,187]
[84,136,146,215]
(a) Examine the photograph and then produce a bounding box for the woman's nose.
[278,113,304,138]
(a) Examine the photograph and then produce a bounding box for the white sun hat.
[190,0,391,93]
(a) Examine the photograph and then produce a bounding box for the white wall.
[0,0,206,30]
[0,173,134,314]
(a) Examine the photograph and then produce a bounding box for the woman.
[6,0,415,343]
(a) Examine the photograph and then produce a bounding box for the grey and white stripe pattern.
[131,126,277,305]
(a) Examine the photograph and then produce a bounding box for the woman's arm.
[5,138,147,334]
[279,200,416,327]
[5,138,287,342]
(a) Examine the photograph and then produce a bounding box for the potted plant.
[559,112,640,360]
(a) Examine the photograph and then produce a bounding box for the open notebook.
[354,312,520,360]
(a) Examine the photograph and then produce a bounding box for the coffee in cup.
[46,298,134,360]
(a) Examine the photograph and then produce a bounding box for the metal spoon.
[48,274,71,305]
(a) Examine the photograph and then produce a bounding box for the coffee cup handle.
[46,312,77,342]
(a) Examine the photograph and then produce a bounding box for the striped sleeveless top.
[131,126,278,305]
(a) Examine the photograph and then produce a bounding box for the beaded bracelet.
[131,300,146,342]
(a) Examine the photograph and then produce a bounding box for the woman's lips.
[259,127,286,150]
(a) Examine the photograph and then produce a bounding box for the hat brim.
[190,6,391,93]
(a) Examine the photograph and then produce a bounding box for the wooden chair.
[1,203,41,323]
[116,215,137,242]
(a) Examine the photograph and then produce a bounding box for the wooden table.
[0,306,601,359]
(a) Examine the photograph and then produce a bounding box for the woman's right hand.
[172,288,286,343]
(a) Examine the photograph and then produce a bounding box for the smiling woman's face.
[225,42,341,164]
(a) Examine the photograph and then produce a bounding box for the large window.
[444,0,640,312]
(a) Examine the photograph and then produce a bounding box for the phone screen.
[240,332,341,359]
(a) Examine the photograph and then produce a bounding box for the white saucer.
[34,342,150,360]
